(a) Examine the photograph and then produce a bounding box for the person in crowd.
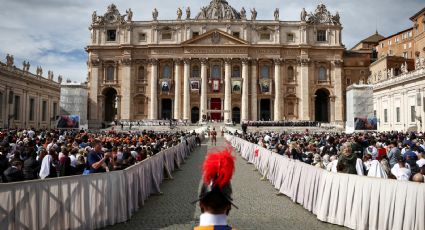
[416,152,425,168]
[87,140,110,174]
[23,150,39,180]
[211,128,217,146]
[3,160,24,183]
[412,166,425,183]
[75,155,86,175]
[337,142,357,174]
[59,148,73,176]
[391,156,411,181]
[387,141,401,168]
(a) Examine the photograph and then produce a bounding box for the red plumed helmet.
[202,146,235,188]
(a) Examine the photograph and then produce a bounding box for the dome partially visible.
[196,0,241,20]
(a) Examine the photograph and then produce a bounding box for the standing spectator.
[337,142,357,174]
[87,140,110,174]
[387,141,401,168]
[391,156,411,181]
[23,151,39,180]
[416,152,425,168]
[59,148,73,176]
[3,161,24,183]
[39,154,57,179]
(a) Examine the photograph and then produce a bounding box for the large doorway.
[259,99,271,121]
[191,107,199,124]
[210,98,221,121]
[315,89,330,122]
[232,107,241,123]
[161,99,172,120]
[104,88,117,122]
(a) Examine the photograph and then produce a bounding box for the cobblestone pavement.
[103,136,345,230]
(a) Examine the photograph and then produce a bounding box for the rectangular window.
[317,30,326,42]
[396,107,400,122]
[380,43,384,48]
[403,44,407,49]
[232,32,240,38]
[106,30,117,41]
[374,110,377,117]
[287,33,294,42]
[384,109,388,123]
[29,98,35,121]
[161,32,172,40]
[42,100,47,122]
[346,78,351,85]
[14,95,20,120]
[192,31,199,37]
[260,32,271,40]
[411,106,416,122]
[403,52,408,58]
[389,50,393,55]
[408,42,412,48]
[138,33,146,41]
[53,102,58,119]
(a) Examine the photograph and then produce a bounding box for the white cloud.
[0,0,423,82]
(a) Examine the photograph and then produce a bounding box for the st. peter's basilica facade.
[86,0,345,126]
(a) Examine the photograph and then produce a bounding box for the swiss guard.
[193,146,238,230]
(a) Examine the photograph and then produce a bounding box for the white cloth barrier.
[226,134,425,230]
[0,137,198,230]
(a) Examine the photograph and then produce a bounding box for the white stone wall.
[373,68,425,132]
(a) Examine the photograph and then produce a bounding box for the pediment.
[182,29,248,46]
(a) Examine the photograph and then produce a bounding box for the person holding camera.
[87,140,111,174]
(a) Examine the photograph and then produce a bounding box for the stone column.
[224,58,232,122]
[120,58,132,120]
[333,60,343,123]
[200,58,208,122]
[149,59,158,120]
[241,58,249,122]
[251,60,258,120]
[298,58,310,120]
[183,59,191,120]
[89,59,100,123]
[330,96,336,122]
[273,59,282,121]
[173,59,182,119]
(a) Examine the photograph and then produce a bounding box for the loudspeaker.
[8,91,13,104]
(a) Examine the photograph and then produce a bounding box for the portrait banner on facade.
[161,80,171,92]
[354,117,377,130]
[232,80,241,93]
[56,115,80,129]
[212,80,220,92]
[259,81,270,93]
[191,80,200,91]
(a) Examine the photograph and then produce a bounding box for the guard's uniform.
[192,145,237,230]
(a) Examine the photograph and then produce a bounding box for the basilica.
[86,0,352,127]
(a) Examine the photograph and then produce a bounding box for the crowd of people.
[235,130,425,183]
[243,121,321,127]
[0,128,200,183]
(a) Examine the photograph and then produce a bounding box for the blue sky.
[0,0,423,82]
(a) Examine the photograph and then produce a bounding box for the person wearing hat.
[193,147,237,230]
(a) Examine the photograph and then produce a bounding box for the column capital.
[148,58,158,65]
[273,58,283,65]
[120,57,132,66]
[331,60,343,67]
[183,58,191,65]
[200,58,208,65]
[297,58,310,66]
[173,58,183,65]
[250,58,259,65]
[224,58,232,64]
[241,58,250,65]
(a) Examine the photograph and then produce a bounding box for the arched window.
[192,65,200,78]
[287,66,294,82]
[162,64,172,78]
[260,66,270,79]
[288,102,295,115]
[318,67,327,81]
[232,65,240,78]
[138,66,145,81]
[106,66,114,81]
[212,64,221,79]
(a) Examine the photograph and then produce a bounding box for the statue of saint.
[152,8,158,21]
[92,11,97,23]
[333,11,340,24]
[177,7,182,20]
[58,75,63,84]
[301,8,307,21]
[251,8,257,20]
[240,7,246,20]
[126,8,133,22]
[274,8,279,21]
[186,7,191,19]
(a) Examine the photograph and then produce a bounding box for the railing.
[0,137,200,230]
[226,135,425,230]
